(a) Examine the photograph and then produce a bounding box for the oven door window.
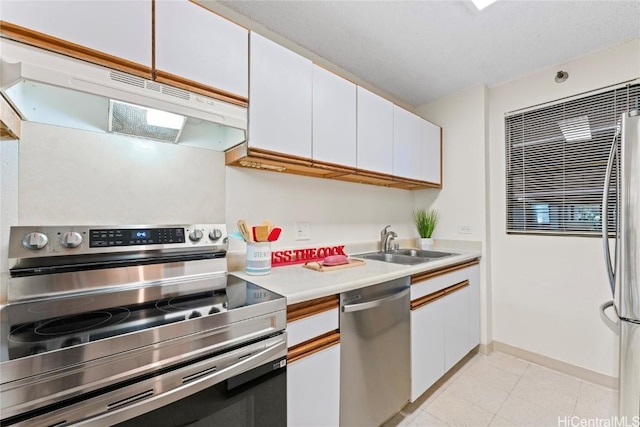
[115,359,286,427]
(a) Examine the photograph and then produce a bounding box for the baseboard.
[478,342,493,355]
[492,341,618,389]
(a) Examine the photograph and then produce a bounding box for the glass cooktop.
[0,275,282,362]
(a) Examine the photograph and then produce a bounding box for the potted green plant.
[413,208,438,250]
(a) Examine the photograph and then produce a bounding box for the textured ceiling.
[217,0,640,108]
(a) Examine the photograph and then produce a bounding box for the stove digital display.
[89,228,185,247]
[132,230,149,239]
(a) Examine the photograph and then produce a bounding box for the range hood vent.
[0,39,247,151]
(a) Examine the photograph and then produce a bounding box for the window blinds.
[505,83,640,235]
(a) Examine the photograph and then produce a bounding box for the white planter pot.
[417,238,433,250]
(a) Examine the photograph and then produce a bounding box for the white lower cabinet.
[410,261,480,402]
[468,264,481,349]
[287,344,340,427]
[410,297,445,402]
[444,285,470,371]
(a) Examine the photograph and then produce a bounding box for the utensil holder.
[246,242,272,276]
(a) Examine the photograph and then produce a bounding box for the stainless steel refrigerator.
[600,109,640,420]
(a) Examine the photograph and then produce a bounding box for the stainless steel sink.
[356,252,428,265]
[391,249,456,258]
[356,249,457,265]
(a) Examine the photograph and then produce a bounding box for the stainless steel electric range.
[0,224,287,427]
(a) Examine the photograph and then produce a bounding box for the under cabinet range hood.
[0,39,247,150]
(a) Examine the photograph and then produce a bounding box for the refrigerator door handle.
[599,300,620,335]
[601,128,619,295]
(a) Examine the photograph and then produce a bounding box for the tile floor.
[384,351,617,427]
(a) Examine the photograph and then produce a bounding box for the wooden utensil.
[255,225,270,242]
[237,220,252,242]
[261,220,273,233]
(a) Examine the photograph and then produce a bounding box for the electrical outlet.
[458,225,473,234]
[295,222,311,240]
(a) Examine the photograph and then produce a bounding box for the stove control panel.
[89,227,186,247]
[8,224,228,261]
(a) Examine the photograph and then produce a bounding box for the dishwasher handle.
[342,287,409,313]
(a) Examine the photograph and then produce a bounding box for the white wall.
[225,166,415,253]
[17,122,226,225]
[0,140,19,274]
[415,85,491,345]
[488,39,640,377]
[415,85,487,243]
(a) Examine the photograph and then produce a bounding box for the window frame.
[504,81,639,237]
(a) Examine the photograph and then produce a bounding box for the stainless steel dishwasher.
[340,277,411,426]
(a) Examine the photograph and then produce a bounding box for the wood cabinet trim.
[410,289,447,310]
[226,144,442,190]
[411,280,470,311]
[0,21,152,79]
[287,295,339,323]
[287,330,340,363]
[248,147,314,166]
[1,94,21,140]
[410,259,479,284]
[155,71,248,107]
[438,127,443,189]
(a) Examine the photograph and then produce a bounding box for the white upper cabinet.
[312,65,357,167]
[249,32,313,158]
[356,86,394,175]
[155,1,248,98]
[420,120,442,185]
[0,0,152,67]
[393,106,422,180]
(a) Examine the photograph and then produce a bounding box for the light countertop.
[230,246,481,305]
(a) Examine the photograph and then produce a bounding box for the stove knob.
[60,231,83,248]
[189,229,203,242]
[189,310,202,319]
[61,337,82,348]
[208,307,220,315]
[209,228,222,241]
[22,232,49,250]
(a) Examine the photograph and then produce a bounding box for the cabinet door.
[312,65,356,167]
[468,264,481,350]
[287,344,340,427]
[249,32,312,158]
[420,119,442,185]
[1,0,151,67]
[444,285,470,371]
[393,106,422,180]
[410,298,445,402]
[356,86,393,175]
[155,1,248,98]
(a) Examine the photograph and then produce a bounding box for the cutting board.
[303,259,366,272]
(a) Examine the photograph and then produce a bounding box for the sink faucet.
[380,225,398,253]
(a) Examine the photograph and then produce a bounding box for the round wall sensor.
[555,71,569,83]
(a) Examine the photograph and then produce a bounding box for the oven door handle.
[74,334,287,427]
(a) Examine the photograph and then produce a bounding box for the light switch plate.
[458,225,473,234]
[295,222,311,240]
